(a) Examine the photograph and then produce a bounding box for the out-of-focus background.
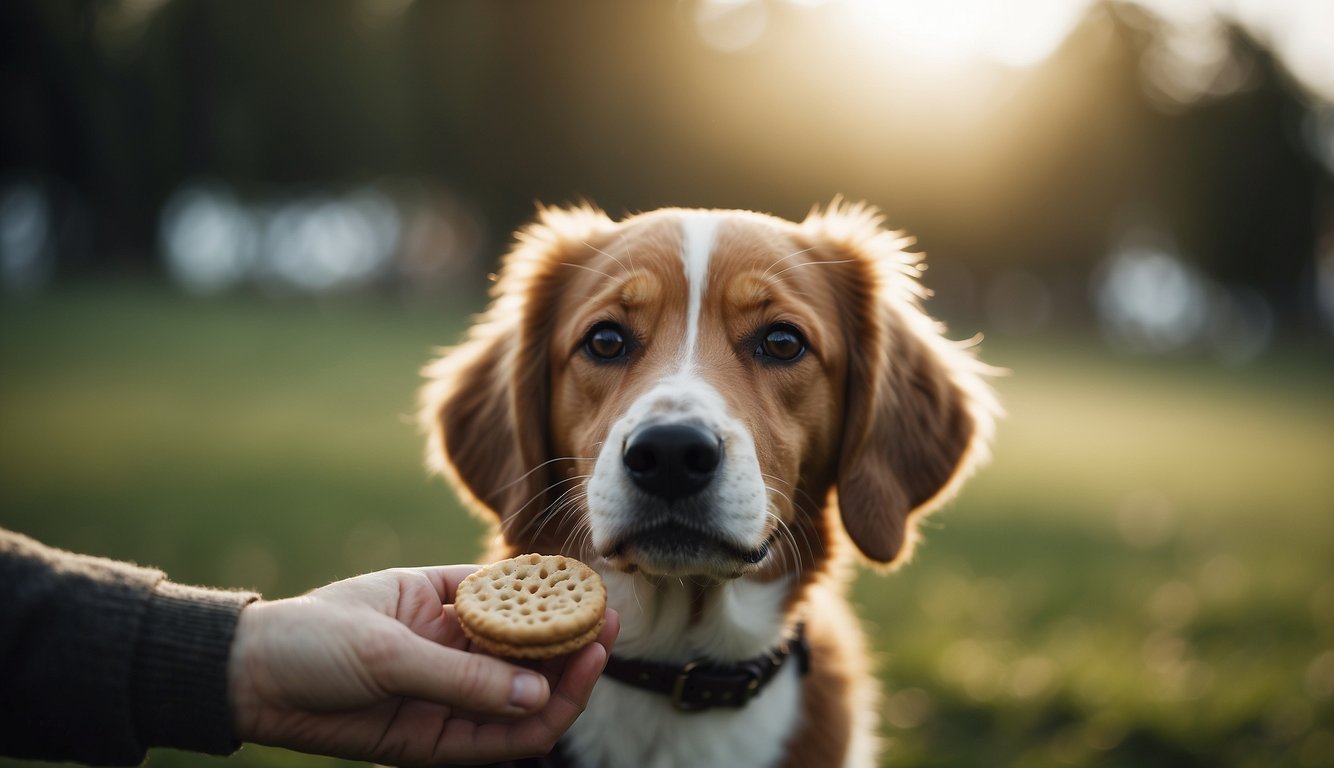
[2,1,1332,766]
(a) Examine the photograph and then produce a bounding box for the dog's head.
[422,202,997,583]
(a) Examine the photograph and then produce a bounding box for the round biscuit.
[455,554,606,658]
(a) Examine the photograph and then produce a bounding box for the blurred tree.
[1154,29,1327,329]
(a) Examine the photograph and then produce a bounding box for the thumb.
[368,629,550,717]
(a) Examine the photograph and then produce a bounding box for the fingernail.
[510,672,544,710]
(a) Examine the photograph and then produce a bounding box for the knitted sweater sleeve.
[0,528,259,765]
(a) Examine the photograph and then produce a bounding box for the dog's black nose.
[623,424,721,501]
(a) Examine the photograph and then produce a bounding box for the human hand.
[226,565,618,766]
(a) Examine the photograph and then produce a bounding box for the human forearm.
[0,529,257,764]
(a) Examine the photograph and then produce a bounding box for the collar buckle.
[670,658,706,711]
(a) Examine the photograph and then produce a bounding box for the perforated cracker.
[454,554,606,660]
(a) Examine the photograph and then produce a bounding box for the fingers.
[597,607,620,653]
[436,604,471,650]
[368,628,551,717]
[434,637,612,763]
[508,620,616,752]
[510,638,612,752]
[411,564,484,603]
[546,636,610,717]
[386,614,618,764]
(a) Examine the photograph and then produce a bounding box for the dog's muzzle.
[594,412,769,577]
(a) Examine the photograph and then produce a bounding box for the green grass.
[855,335,1334,767]
[2,286,1332,768]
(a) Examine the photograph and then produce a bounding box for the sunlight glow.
[694,0,770,53]
[834,0,991,65]
[691,0,1095,67]
[831,0,1093,68]
[987,0,1096,67]
[692,0,1334,104]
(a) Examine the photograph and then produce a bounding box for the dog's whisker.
[767,511,806,581]
[763,481,795,509]
[624,569,646,616]
[562,524,586,561]
[760,493,812,579]
[530,485,590,541]
[560,261,616,281]
[761,474,823,516]
[523,502,585,554]
[500,475,591,540]
[768,257,858,280]
[577,526,597,563]
[764,509,794,561]
[557,504,594,557]
[491,456,594,496]
[777,507,817,561]
[760,246,818,280]
[582,240,633,274]
[498,476,584,534]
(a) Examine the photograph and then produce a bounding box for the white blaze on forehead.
[679,214,719,370]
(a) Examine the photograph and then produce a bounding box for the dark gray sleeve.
[0,528,259,765]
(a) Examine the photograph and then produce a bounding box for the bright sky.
[695,0,1334,104]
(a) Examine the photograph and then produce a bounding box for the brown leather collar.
[600,623,810,712]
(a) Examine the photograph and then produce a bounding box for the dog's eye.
[758,324,805,362]
[584,322,628,360]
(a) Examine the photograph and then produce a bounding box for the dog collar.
[601,623,810,712]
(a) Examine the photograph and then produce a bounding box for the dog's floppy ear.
[803,202,999,565]
[420,204,614,529]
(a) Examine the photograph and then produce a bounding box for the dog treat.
[454,553,607,659]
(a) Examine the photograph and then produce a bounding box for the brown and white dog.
[420,202,998,768]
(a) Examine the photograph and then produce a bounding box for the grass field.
[2,286,1331,768]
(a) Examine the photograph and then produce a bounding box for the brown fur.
[780,578,875,768]
[420,201,998,766]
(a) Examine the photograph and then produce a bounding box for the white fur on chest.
[564,573,802,768]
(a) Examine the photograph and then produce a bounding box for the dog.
[420,201,998,768]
